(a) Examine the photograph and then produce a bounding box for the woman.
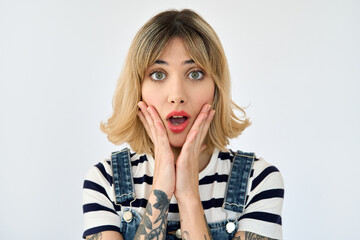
[83,9,284,240]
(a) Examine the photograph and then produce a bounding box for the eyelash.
[149,69,205,82]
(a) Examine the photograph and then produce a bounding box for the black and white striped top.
[83,148,284,239]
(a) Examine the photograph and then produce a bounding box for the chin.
[166,129,188,148]
[169,140,185,148]
[168,134,187,148]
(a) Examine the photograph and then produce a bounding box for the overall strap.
[111,148,136,205]
[223,150,255,213]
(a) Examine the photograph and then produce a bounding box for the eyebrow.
[154,59,195,65]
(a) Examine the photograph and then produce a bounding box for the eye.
[150,71,166,81]
[188,70,204,80]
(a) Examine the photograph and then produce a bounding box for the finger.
[147,106,171,147]
[181,129,199,154]
[196,109,215,147]
[138,101,158,144]
[186,104,210,141]
[195,107,211,140]
[191,104,212,147]
[193,115,207,147]
[180,129,200,171]
[137,110,150,131]
[137,111,154,143]
[178,104,211,164]
[146,106,164,129]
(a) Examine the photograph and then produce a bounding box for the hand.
[137,101,175,198]
[174,104,215,203]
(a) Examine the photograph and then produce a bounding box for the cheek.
[196,82,215,105]
[188,87,214,116]
[141,83,158,105]
[195,93,214,106]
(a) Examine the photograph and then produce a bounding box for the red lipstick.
[166,111,190,133]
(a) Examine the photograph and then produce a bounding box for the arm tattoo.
[182,231,190,240]
[86,233,102,240]
[180,215,212,240]
[134,189,170,240]
[233,232,277,240]
[245,231,277,240]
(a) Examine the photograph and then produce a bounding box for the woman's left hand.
[174,104,215,203]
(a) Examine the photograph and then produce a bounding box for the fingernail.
[202,104,211,112]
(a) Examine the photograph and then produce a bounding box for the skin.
[232,232,277,240]
[86,37,278,240]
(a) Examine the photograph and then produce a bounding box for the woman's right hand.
[137,101,175,199]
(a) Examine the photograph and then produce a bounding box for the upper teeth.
[172,116,183,118]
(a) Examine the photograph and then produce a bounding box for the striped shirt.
[83,148,284,239]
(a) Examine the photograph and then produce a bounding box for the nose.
[169,97,185,104]
[167,77,187,105]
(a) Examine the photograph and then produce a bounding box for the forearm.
[233,231,277,240]
[178,197,213,240]
[134,189,171,240]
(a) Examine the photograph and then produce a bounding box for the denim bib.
[111,148,254,240]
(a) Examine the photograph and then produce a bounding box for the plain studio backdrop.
[0,0,359,239]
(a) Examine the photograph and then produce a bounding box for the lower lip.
[167,118,190,133]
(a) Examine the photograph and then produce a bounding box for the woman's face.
[141,37,215,148]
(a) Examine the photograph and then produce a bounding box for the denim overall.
[111,148,255,240]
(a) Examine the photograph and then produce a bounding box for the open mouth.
[169,116,188,126]
[166,111,190,133]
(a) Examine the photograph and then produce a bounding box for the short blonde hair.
[100,9,250,154]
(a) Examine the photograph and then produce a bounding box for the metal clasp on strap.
[221,203,241,234]
[115,192,137,223]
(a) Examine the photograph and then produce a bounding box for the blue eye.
[150,71,166,81]
[189,70,204,80]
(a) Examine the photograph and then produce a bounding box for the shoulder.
[84,157,113,186]
[234,152,284,239]
[82,157,119,238]
[218,149,283,178]
[83,157,115,205]
[250,157,284,192]
[85,157,112,178]
[220,148,284,195]
[84,149,150,185]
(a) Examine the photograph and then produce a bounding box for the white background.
[1,0,359,239]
